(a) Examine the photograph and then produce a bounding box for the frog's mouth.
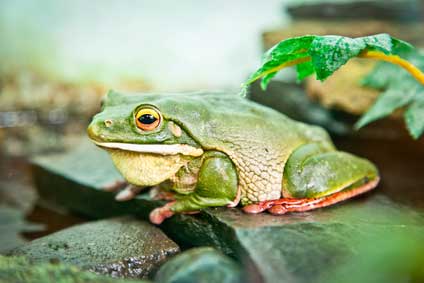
[91,140,204,157]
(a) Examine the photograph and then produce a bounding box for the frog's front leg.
[243,143,379,214]
[149,151,238,224]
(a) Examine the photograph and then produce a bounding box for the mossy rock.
[0,255,150,283]
[10,216,179,279]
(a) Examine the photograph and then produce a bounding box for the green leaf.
[360,33,392,54]
[248,52,310,87]
[296,61,315,81]
[244,32,424,138]
[391,37,415,54]
[245,33,413,90]
[360,62,395,89]
[355,89,416,129]
[360,50,424,138]
[260,72,277,90]
[309,36,365,80]
[263,35,315,61]
[404,96,424,139]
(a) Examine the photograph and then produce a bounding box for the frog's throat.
[91,140,204,157]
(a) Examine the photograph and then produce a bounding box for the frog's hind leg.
[243,143,379,215]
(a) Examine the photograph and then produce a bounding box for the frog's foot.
[115,184,146,201]
[101,180,127,192]
[149,186,176,201]
[149,204,200,224]
[149,202,176,224]
[243,177,379,215]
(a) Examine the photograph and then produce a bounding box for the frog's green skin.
[87,90,379,224]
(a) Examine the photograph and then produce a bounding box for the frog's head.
[87,90,203,186]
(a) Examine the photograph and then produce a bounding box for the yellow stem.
[358,50,424,85]
[245,56,311,85]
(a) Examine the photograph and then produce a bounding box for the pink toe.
[242,204,265,214]
[149,210,165,224]
[268,205,287,215]
[115,189,134,201]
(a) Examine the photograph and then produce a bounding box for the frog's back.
[123,91,333,204]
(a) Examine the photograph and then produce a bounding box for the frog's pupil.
[139,114,157,124]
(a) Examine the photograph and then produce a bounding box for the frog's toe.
[267,205,288,215]
[149,202,175,224]
[102,180,127,192]
[115,184,144,201]
[149,186,176,201]
[242,204,267,214]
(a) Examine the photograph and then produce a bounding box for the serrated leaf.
[360,49,424,138]
[245,33,415,90]
[404,97,424,139]
[309,36,366,80]
[263,35,315,62]
[355,88,416,129]
[244,35,315,89]
[244,33,424,139]
[360,33,392,54]
[391,38,415,55]
[360,62,396,89]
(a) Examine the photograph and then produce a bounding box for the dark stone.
[287,0,422,22]
[155,247,242,283]
[0,255,150,283]
[31,138,424,283]
[31,140,160,219]
[10,216,179,279]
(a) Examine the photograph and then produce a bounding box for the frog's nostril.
[104,119,113,127]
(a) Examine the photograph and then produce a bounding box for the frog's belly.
[108,149,190,186]
[226,151,287,205]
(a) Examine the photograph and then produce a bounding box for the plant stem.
[358,50,424,85]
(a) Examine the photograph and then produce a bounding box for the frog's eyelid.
[134,105,162,120]
[136,108,160,119]
[134,104,160,113]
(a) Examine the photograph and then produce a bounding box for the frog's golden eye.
[135,107,161,131]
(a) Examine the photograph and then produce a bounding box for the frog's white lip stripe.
[91,140,204,157]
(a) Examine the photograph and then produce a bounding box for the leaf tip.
[260,80,269,91]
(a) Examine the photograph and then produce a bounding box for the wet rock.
[10,216,179,279]
[31,139,155,218]
[155,247,242,283]
[0,255,150,283]
[0,206,43,254]
[31,138,424,283]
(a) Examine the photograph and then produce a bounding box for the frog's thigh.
[171,151,238,212]
[283,143,379,198]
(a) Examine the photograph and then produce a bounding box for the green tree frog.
[87,90,379,224]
